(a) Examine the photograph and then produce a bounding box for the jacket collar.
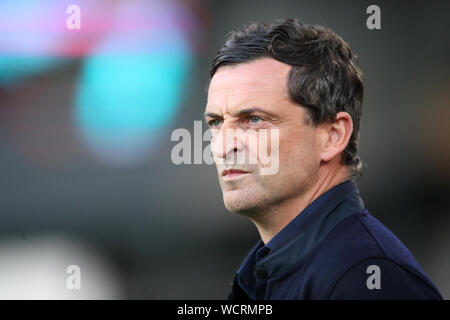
[236,179,365,296]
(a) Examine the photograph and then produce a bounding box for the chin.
[223,191,261,215]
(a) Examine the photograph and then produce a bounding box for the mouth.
[221,169,250,180]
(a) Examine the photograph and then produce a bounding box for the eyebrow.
[203,107,278,120]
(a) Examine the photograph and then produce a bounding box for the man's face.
[205,58,321,215]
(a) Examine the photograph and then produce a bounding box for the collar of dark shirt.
[235,178,365,298]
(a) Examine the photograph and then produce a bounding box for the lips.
[222,169,250,178]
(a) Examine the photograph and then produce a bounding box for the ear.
[319,112,353,163]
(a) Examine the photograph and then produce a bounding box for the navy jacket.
[228,179,443,300]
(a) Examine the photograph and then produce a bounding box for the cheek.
[280,131,318,171]
[248,129,280,170]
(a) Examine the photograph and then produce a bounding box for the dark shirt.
[228,179,443,300]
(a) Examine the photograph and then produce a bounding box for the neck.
[250,165,350,244]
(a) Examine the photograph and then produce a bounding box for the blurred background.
[0,0,448,299]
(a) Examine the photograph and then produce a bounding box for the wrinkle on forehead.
[206,58,292,115]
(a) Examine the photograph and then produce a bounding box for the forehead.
[206,58,291,114]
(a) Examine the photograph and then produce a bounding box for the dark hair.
[210,18,364,178]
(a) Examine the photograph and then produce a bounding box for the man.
[204,19,442,299]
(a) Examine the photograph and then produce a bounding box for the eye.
[248,115,262,123]
[208,119,222,127]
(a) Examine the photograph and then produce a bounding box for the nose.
[211,126,245,161]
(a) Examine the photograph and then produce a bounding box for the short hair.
[210,18,364,178]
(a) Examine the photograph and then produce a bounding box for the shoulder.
[327,257,442,299]
[300,211,442,299]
